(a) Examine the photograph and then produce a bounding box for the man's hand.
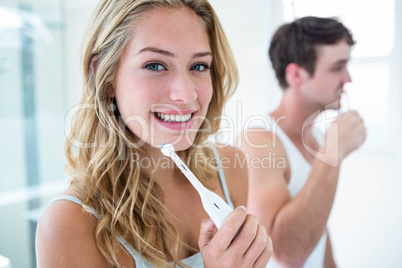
[325,110,366,163]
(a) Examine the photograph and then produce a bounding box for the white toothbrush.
[340,91,351,113]
[161,143,233,229]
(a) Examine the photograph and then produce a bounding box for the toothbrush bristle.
[161,143,174,157]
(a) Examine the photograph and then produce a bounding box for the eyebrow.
[137,46,212,58]
[193,52,213,58]
[137,47,174,57]
[332,59,349,66]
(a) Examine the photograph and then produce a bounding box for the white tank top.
[249,115,327,268]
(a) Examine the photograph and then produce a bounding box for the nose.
[168,72,197,103]
[344,68,352,83]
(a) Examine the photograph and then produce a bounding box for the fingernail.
[237,206,247,212]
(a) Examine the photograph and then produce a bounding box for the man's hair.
[269,16,355,89]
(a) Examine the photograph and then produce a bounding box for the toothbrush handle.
[200,190,233,229]
[168,151,234,229]
[170,152,205,192]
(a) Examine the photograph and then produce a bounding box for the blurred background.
[0,0,401,267]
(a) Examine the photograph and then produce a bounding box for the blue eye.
[190,64,210,72]
[145,63,165,71]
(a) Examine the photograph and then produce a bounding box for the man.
[238,17,366,268]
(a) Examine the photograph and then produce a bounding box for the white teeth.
[155,112,192,123]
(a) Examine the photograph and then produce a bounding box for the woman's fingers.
[198,218,216,251]
[210,206,248,250]
[199,206,272,268]
[230,214,259,255]
[242,222,273,267]
[251,234,273,268]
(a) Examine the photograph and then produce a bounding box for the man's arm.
[239,112,365,267]
[239,129,339,267]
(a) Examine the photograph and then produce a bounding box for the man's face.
[301,40,352,110]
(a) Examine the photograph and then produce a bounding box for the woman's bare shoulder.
[215,145,248,207]
[36,193,108,267]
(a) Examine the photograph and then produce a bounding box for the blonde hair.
[65,0,238,267]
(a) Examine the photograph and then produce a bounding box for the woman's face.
[113,7,213,152]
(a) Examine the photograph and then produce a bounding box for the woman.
[36,0,272,267]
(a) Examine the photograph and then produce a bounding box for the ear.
[285,63,309,87]
[107,85,115,98]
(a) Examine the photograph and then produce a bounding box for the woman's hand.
[199,206,273,267]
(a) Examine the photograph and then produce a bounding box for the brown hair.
[269,16,355,89]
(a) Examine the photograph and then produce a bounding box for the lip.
[152,109,196,115]
[336,90,345,100]
[336,90,344,95]
[152,112,195,130]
